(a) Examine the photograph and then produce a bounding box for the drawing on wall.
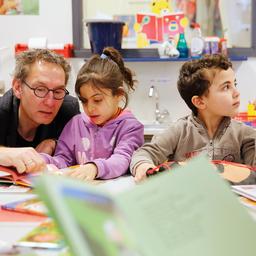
[0,0,39,15]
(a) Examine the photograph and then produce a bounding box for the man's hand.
[0,147,46,174]
[134,163,156,183]
[35,139,57,155]
[64,163,98,181]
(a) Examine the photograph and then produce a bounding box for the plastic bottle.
[247,102,256,119]
[190,23,204,58]
[209,36,220,54]
[177,33,189,58]
[204,37,211,54]
[219,38,228,55]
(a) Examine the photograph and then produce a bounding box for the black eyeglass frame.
[22,80,69,100]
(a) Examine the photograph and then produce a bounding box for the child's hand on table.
[46,164,63,176]
[64,163,98,181]
[134,163,156,182]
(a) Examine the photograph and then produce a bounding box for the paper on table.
[99,176,135,194]
[0,184,30,193]
[232,185,256,201]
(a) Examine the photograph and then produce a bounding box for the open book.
[0,165,60,187]
[232,185,256,201]
[35,156,256,256]
[0,165,35,187]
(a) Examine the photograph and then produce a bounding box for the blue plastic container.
[86,20,124,54]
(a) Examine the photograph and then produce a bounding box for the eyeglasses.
[23,80,69,100]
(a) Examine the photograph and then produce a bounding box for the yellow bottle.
[247,102,256,120]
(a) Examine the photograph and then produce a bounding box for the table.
[0,176,135,254]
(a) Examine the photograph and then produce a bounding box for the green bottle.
[177,33,189,58]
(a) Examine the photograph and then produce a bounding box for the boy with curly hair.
[131,54,256,183]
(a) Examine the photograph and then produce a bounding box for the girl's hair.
[75,47,136,108]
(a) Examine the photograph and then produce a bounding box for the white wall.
[0,0,72,47]
[2,55,256,123]
[0,0,72,84]
[0,0,255,124]
[64,58,256,123]
[126,59,256,122]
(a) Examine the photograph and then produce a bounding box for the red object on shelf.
[15,43,74,58]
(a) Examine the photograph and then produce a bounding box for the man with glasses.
[0,49,80,173]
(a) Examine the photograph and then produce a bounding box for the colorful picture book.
[146,160,256,184]
[15,219,66,250]
[0,164,105,188]
[1,196,48,216]
[0,165,36,187]
[35,156,256,256]
[136,12,185,42]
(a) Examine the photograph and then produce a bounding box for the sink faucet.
[148,85,170,124]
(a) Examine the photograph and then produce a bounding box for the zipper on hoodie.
[208,139,214,159]
[94,126,99,137]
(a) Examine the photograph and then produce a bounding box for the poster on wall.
[0,0,39,15]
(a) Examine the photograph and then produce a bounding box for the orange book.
[0,165,38,187]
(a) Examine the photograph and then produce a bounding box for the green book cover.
[35,156,256,256]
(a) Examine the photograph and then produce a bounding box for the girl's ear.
[117,87,125,97]
[116,87,126,108]
[12,79,23,99]
[191,95,206,110]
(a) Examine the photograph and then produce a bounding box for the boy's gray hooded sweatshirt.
[131,115,256,184]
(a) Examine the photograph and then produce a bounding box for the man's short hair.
[13,49,71,85]
[177,54,232,115]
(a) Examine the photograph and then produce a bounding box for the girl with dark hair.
[42,47,144,181]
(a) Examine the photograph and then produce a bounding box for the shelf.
[123,56,248,62]
[229,56,248,61]
[123,57,189,62]
[74,49,248,62]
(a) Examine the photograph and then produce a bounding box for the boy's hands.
[134,163,156,182]
[0,147,46,174]
[64,163,98,181]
